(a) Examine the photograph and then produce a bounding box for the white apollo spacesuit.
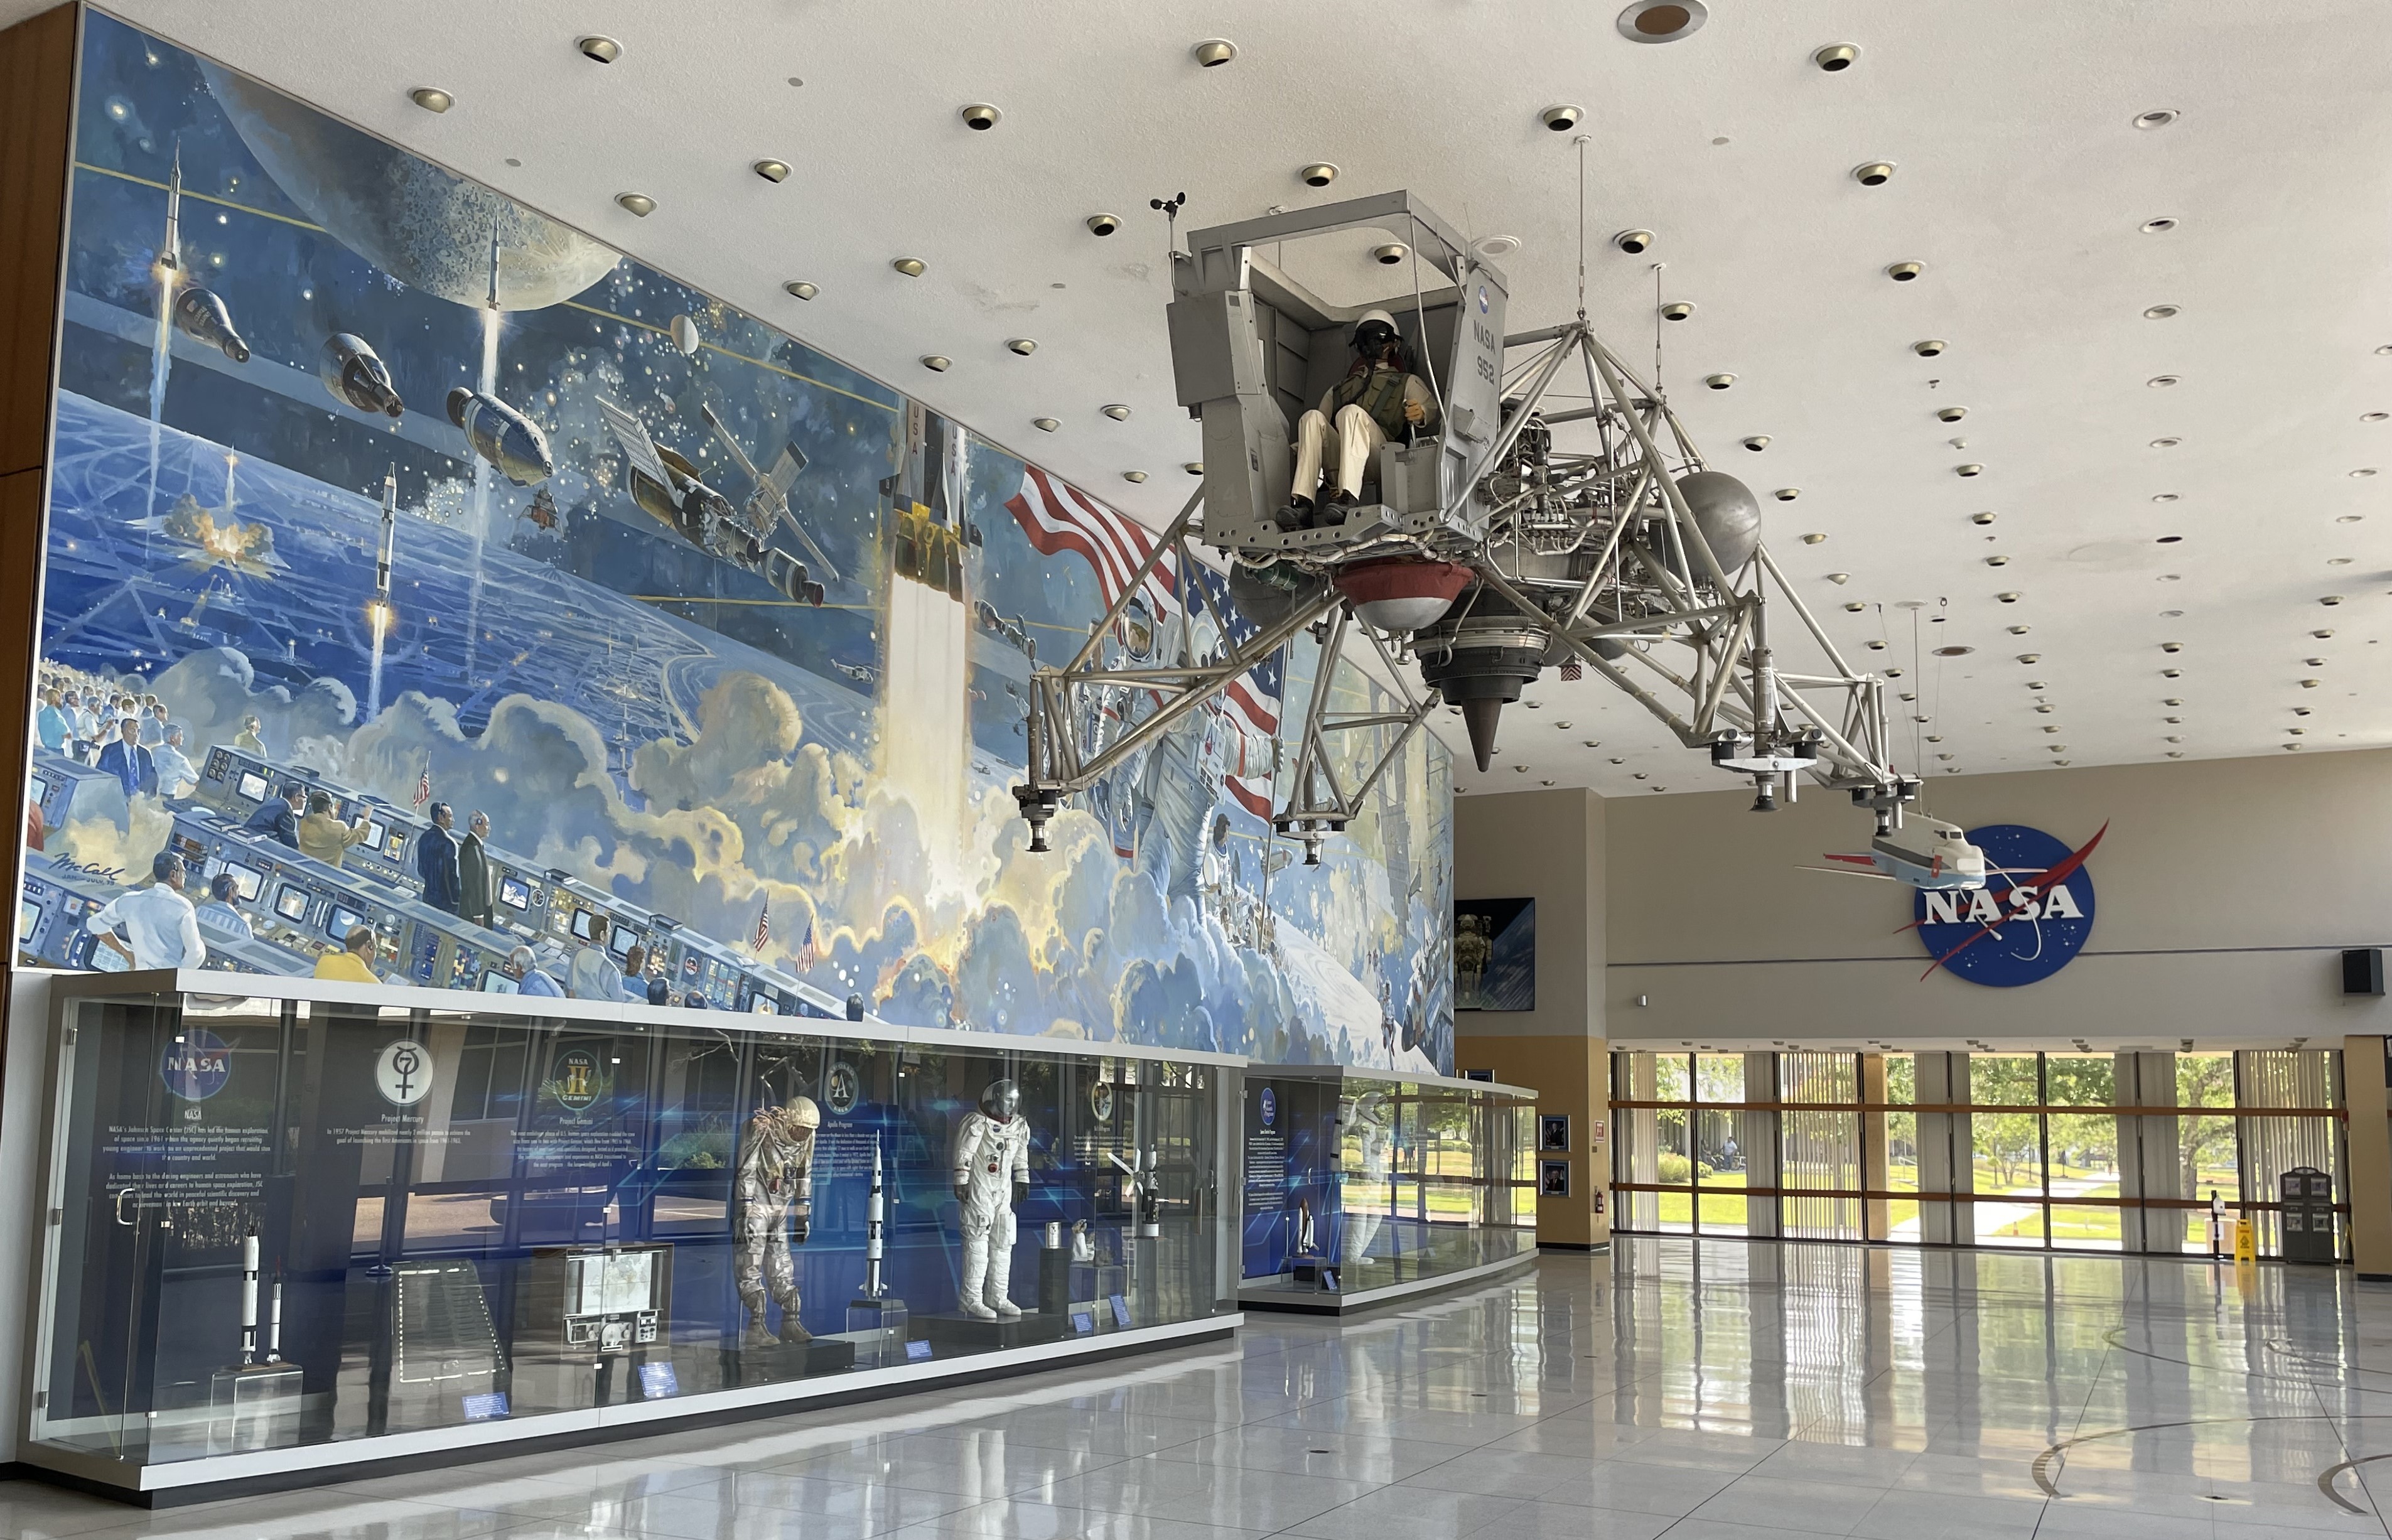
[951,1079,1032,1319]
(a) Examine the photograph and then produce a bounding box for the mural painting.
[21,14,1453,1072]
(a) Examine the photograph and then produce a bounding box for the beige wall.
[1455,788,1609,1246]
[1605,749,2392,1047]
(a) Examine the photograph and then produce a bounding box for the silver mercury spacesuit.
[735,1097,821,1345]
[951,1079,1032,1319]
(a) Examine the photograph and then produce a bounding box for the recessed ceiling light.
[2352,468,2379,478]
[753,159,792,183]
[782,281,819,300]
[1101,404,1131,421]
[2322,595,2346,605]
[2329,557,2354,566]
[1183,462,1204,475]
[2151,437,2181,448]
[615,192,655,216]
[960,103,1003,130]
[2315,628,2337,638]
[1618,1,1708,43]
[2337,515,2364,524]
[2156,534,2183,544]
[577,35,622,63]
[920,355,951,372]
[1956,463,1984,478]
[2147,375,2180,388]
[1541,780,1556,787]
[1372,242,1411,267]
[1191,38,1237,67]
[2365,412,2389,423]
[504,157,521,167]
[1032,417,1059,433]
[2025,680,2047,689]
[2018,654,2041,664]
[1986,556,2010,566]
[2163,697,2184,706]
[2143,304,2179,320]
[2008,624,2031,635]
[1843,601,1865,612]
[1123,470,1148,483]
[2141,217,2179,234]
[1853,161,1895,187]
[1971,511,1997,525]
[1705,374,1736,390]
[2167,751,2185,758]
[1887,262,1923,281]
[2134,108,2180,129]
[409,87,454,114]
[2152,493,2180,503]
[892,258,927,277]
[1475,235,1522,257]
[2307,657,2329,667]
[1514,765,1530,773]
[1300,163,1339,188]
[1798,529,1824,542]
[1814,42,1860,71]
[1933,645,1974,657]
[2162,667,2181,677]
[2301,679,2322,688]
[1827,572,1850,584]
[1996,591,2022,603]
[2035,705,2055,714]
[1007,338,1038,356]
[1866,640,1887,650]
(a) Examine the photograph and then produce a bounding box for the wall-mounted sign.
[551,1048,601,1112]
[1912,822,2105,988]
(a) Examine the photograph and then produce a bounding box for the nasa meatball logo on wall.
[1912,822,2105,988]
[159,1028,232,1101]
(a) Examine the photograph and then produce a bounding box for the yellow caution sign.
[2233,1218,2257,1264]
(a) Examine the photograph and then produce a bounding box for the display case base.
[726,1336,856,1382]
[919,1311,1064,1350]
[1238,1251,1538,1315]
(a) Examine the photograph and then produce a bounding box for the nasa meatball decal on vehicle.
[1909,822,2106,987]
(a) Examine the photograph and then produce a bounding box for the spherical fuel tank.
[1676,470,1762,575]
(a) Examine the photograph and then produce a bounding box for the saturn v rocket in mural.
[20,14,1453,1072]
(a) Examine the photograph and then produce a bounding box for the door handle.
[113,1188,138,1227]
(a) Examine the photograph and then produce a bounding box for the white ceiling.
[102,0,2392,800]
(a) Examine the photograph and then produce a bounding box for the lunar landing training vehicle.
[1010,190,1973,883]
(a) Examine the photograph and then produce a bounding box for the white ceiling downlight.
[1619,1,1708,43]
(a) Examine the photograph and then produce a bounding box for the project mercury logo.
[159,1027,231,1101]
[1258,1085,1276,1128]
[1910,822,2106,988]
[375,1039,435,1107]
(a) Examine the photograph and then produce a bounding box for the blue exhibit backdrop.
[24,14,1453,1072]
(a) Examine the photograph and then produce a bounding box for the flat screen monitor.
[326,904,367,942]
[27,773,48,807]
[235,770,269,802]
[498,874,531,911]
[606,925,635,960]
[220,863,263,902]
[17,900,37,944]
[364,819,388,849]
[569,908,595,942]
[480,970,518,994]
[272,884,309,922]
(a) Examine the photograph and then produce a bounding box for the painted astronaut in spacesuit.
[951,1078,1032,1319]
[735,1097,821,1345]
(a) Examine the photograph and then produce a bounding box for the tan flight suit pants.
[1291,404,1386,504]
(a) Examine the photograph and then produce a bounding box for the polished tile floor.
[4,1238,2389,1539]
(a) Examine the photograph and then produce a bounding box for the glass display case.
[1237,1067,1534,1312]
[23,973,1238,1498]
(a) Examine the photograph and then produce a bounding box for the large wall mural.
[21,14,1453,1073]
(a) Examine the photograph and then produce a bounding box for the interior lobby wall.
[1605,748,2392,1046]
[1454,787,1608,1247]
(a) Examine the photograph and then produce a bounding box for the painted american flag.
[1002,470,1285,820]
[753,895,770,953]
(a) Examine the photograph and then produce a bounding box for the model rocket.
[266,1276,284,1364]
[159,144,181,276]
[862,1135,886,1300]
[240,1229,261,1366]
[159,146,252,364]
[375,465,397,601]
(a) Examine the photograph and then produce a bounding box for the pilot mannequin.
[735,1097,821,1345]
[952,1078,1033,1319]
[1288,308,1441,525]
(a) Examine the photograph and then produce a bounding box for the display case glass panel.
[1239,1067,1533,1306]
[27,978,1232,1485]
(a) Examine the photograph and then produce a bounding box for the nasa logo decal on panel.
[1911,822,2106,988]
[823,1062,859,1116]
[374,1038,434,1106]
[551,1047,601,1113]
[1259,1085,1276,1128]
[160,1026,232,1101]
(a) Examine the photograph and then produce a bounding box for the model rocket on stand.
[843,1134,908,1364]
[206,1229,302,1454]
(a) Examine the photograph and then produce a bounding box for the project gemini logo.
[1910,822,2106,988]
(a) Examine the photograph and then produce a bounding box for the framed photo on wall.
[1538,1159,1571,1198]
[1455,897,1536,1011]
[1538,1114,1571,1153]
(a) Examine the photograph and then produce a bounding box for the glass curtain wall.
[1612,1049,2349,1258]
